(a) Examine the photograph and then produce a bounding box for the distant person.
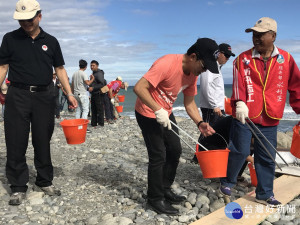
[106,76,128,120]
[72,59,94,127]
[134,38,217,215]
[59,77,74,113]
[88,60,105,127]
[219,17,300,207]
[50,73,61,119]
[199,43,235,125]
[0,0,77,205]
[0,79,9,121]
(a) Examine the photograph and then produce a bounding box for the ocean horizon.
[116,84,299,132]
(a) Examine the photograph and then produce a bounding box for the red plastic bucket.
[118,95,125,102]
[116,105,123,113]
[60,119,89,144]
[248,163,257,186]
[224,97,232,115]
[291,122,300,158]
[195,144,230,178]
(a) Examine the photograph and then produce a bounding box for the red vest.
[236,48,290,120]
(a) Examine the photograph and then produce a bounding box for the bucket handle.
[196,132,228,153]
[170,120,208,151]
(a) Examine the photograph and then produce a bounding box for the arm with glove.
[235,101,249,124]
[134,77,171,130]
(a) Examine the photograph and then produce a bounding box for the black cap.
[190,38,219,74]
[219,43,235,58]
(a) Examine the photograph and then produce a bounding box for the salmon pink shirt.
[135,54,198,118]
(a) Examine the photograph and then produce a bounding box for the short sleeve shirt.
[72,70,89,95]
[107,80,122,96]
[135,54,198,118]
[0,27,65,85]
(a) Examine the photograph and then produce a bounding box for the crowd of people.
[0,0,300,219]
[49,59,129,131]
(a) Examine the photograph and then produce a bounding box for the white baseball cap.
[116,76,122,81]
[13,0,41,20]
[245,17,277,33]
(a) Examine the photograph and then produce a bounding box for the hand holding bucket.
[169,120,230,179]
[195,133,230,179]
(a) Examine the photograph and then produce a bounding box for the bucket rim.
[196,148,230,154]
[60,119,89,126]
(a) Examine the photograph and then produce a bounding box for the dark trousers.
[91,93,104,126]
[5,86,55,192]
[201,107,225,126]
[135,111,182,201]
[54,94,60,117]
[104,94,114,120]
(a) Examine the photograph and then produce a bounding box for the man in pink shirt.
[134,38,219,215]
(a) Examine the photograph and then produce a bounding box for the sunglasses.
[221,51,231,59]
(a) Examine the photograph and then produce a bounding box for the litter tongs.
[244,118,288,171]
[170,119,287,171]
[169,120,209,152]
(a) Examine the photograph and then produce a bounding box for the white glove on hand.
[154,108,171,130]
[110,98,115,104]
[236,101,249,124]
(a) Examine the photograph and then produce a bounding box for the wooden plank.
[275,166,300,177]
[190,175,300,225]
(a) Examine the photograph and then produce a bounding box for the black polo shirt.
[0,27,65,86]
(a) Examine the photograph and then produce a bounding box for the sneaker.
[33,185,61,196]
[108,119,114,124]
[9,192,26,205]
[219,186,231,196]
[86,129,92,133]
[256,196,282,207]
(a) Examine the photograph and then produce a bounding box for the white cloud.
[0,0,160,85]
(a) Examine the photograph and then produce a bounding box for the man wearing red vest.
[219,17,300,207]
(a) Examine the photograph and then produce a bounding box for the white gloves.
[236,101,249,124]
[154,108,171,130]
[110,98,115,104]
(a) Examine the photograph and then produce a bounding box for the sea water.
[117,85,299,132]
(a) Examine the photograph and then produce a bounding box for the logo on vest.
[277,54,284,64]
[243,57,250,65]
[42,45,48,51]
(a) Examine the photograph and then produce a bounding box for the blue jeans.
[220,119,277,200]
[75,94,89,119]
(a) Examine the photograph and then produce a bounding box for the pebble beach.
[0,112,299,225]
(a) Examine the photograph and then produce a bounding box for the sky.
[1,0,300,85]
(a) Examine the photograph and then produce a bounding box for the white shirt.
[72,70,89,95]
[199,62,225,110]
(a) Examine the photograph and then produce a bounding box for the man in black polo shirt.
[0,0,77,205]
